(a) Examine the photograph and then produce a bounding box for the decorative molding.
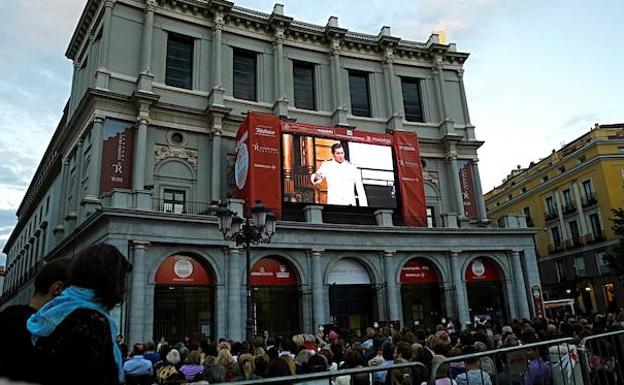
[154,144,198,170]
[423,170,440,186]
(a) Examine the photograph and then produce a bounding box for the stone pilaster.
[129,241,149,345]
[95,0,116,90]
[511,250,531,319]
[471,160,488,221]
[227,247,243,342]
[82,116,104,217]
[137,0,156,92]
[446,153,467,222]
[382,47,402,131]
[450,251,469,326]
[208,11,226,106]
[383,250,400,321]
[309,249,326,329]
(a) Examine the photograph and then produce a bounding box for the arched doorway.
[400,258,444,329]
[251,257,301,337]
[465,258,507,322]
[153,255,215,344]
[328,259,374,338]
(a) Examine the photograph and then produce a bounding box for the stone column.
[447,154,466,221]
[310,249,325,329]
[329,35,348,126]
[456,69,471,125]
[553,191,569,239]
[450,252,470,326]
[432,58,448,122]
[210,115,223,202]
[511,250,531,319]
[383,250,400,321]
[70,140,84,222]
[96,0,116,90]
[227,247,243,342]
[272,27,288,116]
[209,12,226,106]
[382,47,402,130]
[442,282,455,320]
[129,241,149,344]
[137,0,156,91]
[471,160,488,220]
[505,279,518,320]
[83,117,104,216]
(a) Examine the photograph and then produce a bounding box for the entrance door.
[153,255,215,343]
[329,284,374,338]
[251,257,301,337]
[400,258,444,328]
[465,258,507,322]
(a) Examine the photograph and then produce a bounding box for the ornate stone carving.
[154,144,199,170]
[457,68,464,78]
[104,0,116,8]
[383,47,394,64]
[145,0,157,12]
[329,38,341,56]
[274,28,286,45]
[214,13,225,30]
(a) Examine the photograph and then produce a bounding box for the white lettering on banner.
[405,273,426,278]
[255,126,276,136]
[317,128,335,135]
[403,266,430,271]
[254,163,277,170]
[253,143,279,154]
[399,160,421,167]
[275,272,290,278]
[399,145,416,152]
[251,272,273,276]
[401,177,420,182]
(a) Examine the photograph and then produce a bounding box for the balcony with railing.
[587,230,606,244]
[151,199,215,216]
[562,203,577,215]
[581,193,598,208]
[548,242,564,253]
[545,210,558,222]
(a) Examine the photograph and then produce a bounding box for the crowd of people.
[0,242,622,385]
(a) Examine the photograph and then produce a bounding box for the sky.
[0,0,622,264]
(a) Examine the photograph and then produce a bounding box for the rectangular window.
[551,226,561,247]
[542,175,549,182]
[523,207,533,227]
[163,189,186,214]
[401,78,424,122]
[569,220,580,245]
[233,49,257,101]
[166,34,194,89]
[426,206,436,228]
[348,71,371,117]
[556,260,565,281]
[582,180,594,199]
[45,196,50,216]
[563,189,573,207]
[575,255,586,277]
[545,196,556,215]
[589,213,602,240]
[293,61,316,110]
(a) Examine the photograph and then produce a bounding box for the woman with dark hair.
[27,243,132,385]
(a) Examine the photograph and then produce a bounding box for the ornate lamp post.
[217,200,276,341]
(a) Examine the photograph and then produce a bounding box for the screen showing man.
[311,143,368,206]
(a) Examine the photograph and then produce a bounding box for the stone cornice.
[65,0,101,60]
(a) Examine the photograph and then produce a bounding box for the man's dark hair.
[133,343,145,356]
[69,243,132,309]
[34,258,70,294]
[331,143,343,154]
[395,341,412,360]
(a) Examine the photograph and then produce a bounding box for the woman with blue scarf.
[27,243,132,385]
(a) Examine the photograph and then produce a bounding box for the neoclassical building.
[1,0,540,344]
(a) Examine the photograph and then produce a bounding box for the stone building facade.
[1,0,540,344]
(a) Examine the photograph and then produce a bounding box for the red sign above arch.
[465,258,501,282]
[400,258,439,284]
[155,255,214,285]
[251,257,298,286]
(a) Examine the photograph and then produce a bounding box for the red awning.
[251,257,298,286]
[155,255,214,285]
[400,258,439,284]
[465,258,501,282]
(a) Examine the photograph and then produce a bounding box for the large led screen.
[282,134,396,208]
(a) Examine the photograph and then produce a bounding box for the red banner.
[100,121,134,195]
[155,255,214,285]
[393,131,427,227]
[234,112,282,218]
[465,258,501,282]
[400,258,439,284]
[280,121,393,146]
[459,163,478,219]
[251,257,298,286]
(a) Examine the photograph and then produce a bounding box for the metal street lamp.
[217,200,276,341]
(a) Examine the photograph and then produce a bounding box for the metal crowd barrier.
[578,329,624,385]
[428,337,583,385]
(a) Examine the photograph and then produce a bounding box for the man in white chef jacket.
[311,143,368,206]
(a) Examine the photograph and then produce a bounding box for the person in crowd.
[423,355,457,385]
[202,355,226,384]
[216,345,238,381]
[123,343,154,381]
[157,336,168,353]
[0,258,70,383]
[155,349,185,385]
[117,334,129,360]
[144,340,161,364]
[180,350,204,382]
[389,358,411,385]
[27,243,132,385]
[455,346,492,385]
[235,353,262,381]
[336,350,369,385]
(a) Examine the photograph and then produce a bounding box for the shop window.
[401,77,424,122]
[166,34,194,89]
[233,49,257,101]
[348,70,371,117]
[293,61,316,110]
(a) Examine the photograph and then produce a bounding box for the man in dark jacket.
[0,258,69,382]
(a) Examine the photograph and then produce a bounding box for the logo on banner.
[471,260,486,277]
[174,257,194,279]
[235,143,249,189]
[276,264,290,279]
[255,126,276,137]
